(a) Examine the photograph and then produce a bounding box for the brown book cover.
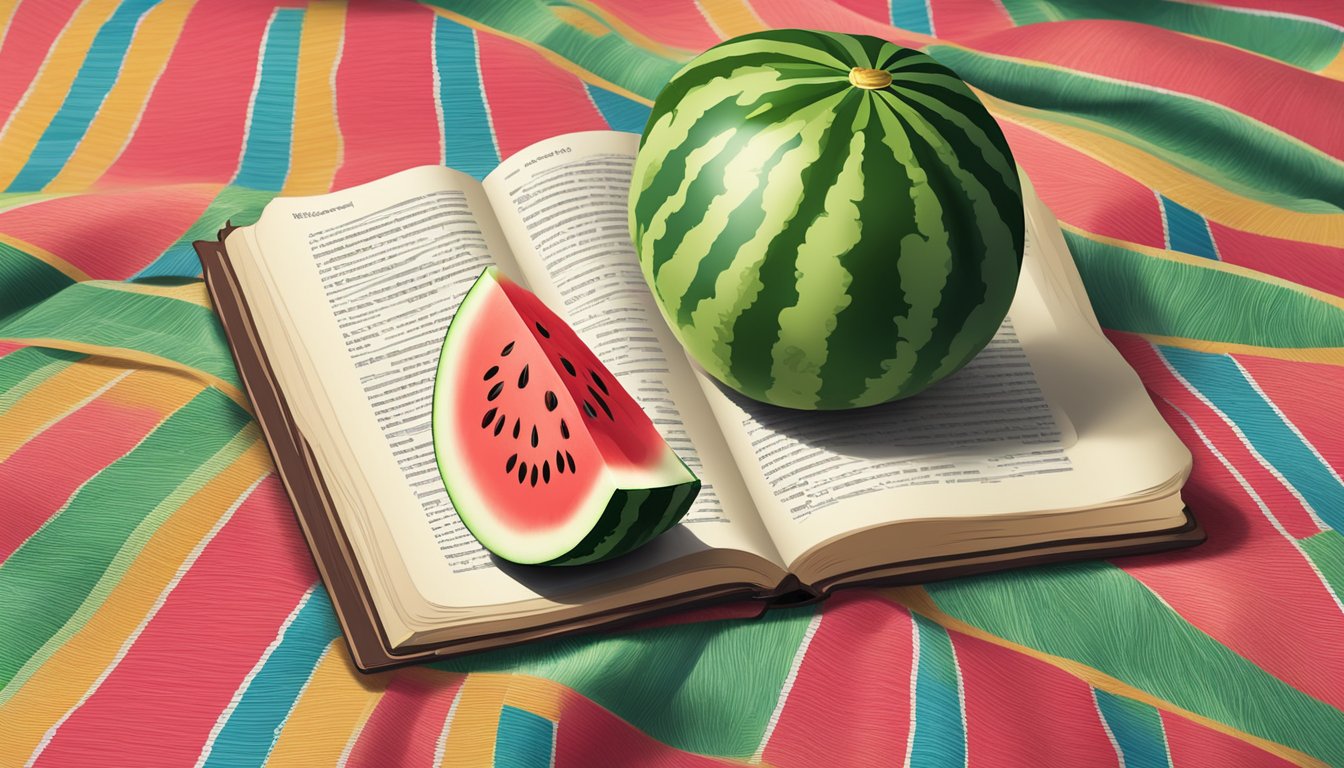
[195,226,1204,673]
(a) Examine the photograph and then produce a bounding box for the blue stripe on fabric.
[494,705,555,768]
[908,613,965,768]
[198,585,341,768]
[1159,344,1344,530]
[1160,195,1218,260]
[891,0,933,36]
[8,0,163,192]
[434,17,499,180]
[585,84,651,134]
[1094,689,1172,768]
[233,9,303,191]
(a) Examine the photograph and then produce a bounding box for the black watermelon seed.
[518,461,527,483]
[560,357,576,376]
[565,451,576,474]
[555,450,564,473]
[590,370,608,394]
[501,341,515,356]
[542,461,551,483]
[487,382,503,401]
[530,426,539,448]
[544,391,558,411]
[588,387,612,419]
[582,402,597,419]
[530,466,538,486]
[493,413,505,435]
[517,365,529,389]
[512,418,521,439]
[483,365,499,381]
[506,454,517,472]
[481,407,497,428]
[560,419,569,439]
[535,322,550,338]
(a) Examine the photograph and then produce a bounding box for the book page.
[699,184,1191,566]
[483,131,780,565]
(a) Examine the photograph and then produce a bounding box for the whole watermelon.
[629,29,1024,410]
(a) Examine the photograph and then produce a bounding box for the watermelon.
[630,29,1025,410]
[431,268,699,566]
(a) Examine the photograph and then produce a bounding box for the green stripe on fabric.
[0,240,76,324]
[0,388,253,689]
[0,426,259,706]
[0,281,241,391]
[924,561,1344,765]
[1093,689,1172,768]
[433,604,818,757]
[0,347,84,413]
[908,613,967,768]
[134,185,275,281]
[1300,530,1344,600]
[992,0,1342,71]
[1064,231,1344,347]
[925,45,1344,213]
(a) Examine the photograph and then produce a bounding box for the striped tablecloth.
[1,1,1342,765]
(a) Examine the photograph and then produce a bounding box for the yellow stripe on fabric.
[1136,334,1344,366]
[0,232,92,282]
[1318,46,1344,81]
[46,0,197,192]
[561,0,696,61]
[977,90,1344,246]
[0,437,267,762]
[0,358,127,461]
[1063,224,1344,313]
[426,7,653,107]
[283,0,346,195]
[264,641,388,768]
[884,586,1329,768]
[694,0,765,39]
[0,191,75,215]
[0,337,250,410]
[86,279,213,309]
[438,674,511,767]
[0,0,123,189]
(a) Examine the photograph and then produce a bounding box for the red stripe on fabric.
[761,593,913,768]
[747,0,930,49]
[0,341,25,358]
[997,119,1165,248]
[1234,355,1344,478]
[552,690,740,768]
[100,0,274,186]
[476,34,607,163]
[0,398,164,560]
[1109,332,1320,538]
[1190,0,1344,29]
[32,476,317,768]
[1161,709,1298,768]
[0,186,216,278]
[1107,333,1344,711]
[0,0,85,120]
[953,630,1120,768]
[1206,222,1344,298]
[829,0,892,25]
[928,0,1017,40]
[345,672,464,768]
[331,0,441,189]
[958,19,1344,158]
[595,0,720,51]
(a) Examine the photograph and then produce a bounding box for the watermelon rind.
[431,268,699,566]
[630,29,1025,410]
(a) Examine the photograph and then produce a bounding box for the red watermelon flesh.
[432,267,699,565]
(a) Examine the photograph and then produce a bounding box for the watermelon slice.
[431,267,700,566]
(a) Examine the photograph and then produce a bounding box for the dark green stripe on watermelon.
[543,480,699,566]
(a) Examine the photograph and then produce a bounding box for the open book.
[197,130,1202,671]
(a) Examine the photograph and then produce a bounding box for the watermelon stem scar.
[432,267,700,566]
[848,67,892,90]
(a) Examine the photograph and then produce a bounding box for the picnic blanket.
[2,1,1342,765]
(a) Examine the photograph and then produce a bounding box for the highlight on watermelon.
[431,268,700,567]
[630,29,1026,411]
